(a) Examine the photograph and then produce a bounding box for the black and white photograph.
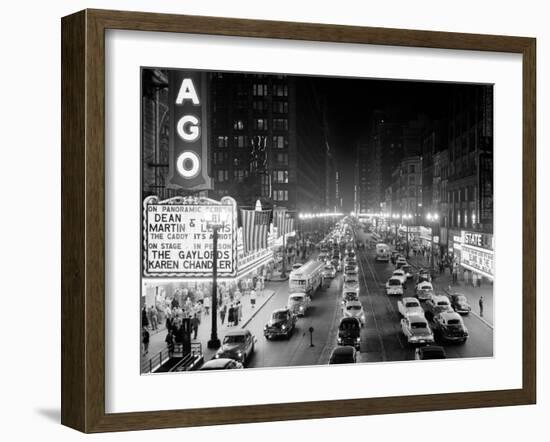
[140,68,494,374]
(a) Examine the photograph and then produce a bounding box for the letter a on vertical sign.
[167,70,212,190]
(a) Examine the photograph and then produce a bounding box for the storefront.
[459,231,494,282]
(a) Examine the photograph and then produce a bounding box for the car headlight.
[215,354,220,358]
[281,324,286,330]
[337,337,342,343]
[299,306,304,311]
[237,351,242,358]
[356,337,361,342]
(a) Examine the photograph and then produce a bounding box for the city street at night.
[139,67,494,373]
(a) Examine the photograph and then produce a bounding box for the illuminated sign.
[167,70,212,190]
[460,231,494,279]
[143,196,236,277]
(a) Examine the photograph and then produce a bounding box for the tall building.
[140,69,335,214]
[354,141,377,213]
[390,156,423,222]
[446,85,493,234]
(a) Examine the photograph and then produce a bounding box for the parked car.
[287,293,311,317]
[449,293,472,315]
[424,295,454,320]
[263,308,296,340]
[397,297,423,317]
[432,311,469,343]
[415,345,447,360]
[328,346,357,364]
[386,277,404,296]
[400,313,435,345]
[415,281,435,301]
[215,329,256,364]
[343,300,366,326]
[200,358,244,370]
[390,251,401,264]
[337,317,362,350]
[395,256,407,268]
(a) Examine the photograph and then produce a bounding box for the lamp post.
[206,222,222,349]
[426,213,440,271]
[402,213,412,257]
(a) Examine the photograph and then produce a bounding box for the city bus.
[375,243,390,262]
[289,259,325,296]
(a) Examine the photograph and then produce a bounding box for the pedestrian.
[165,330,175,357]
[234,301,240,326]
[479,295,484,317]
[190,314,200,339]
[250,289,257,309]
[141,326,150,356]
[227,304,235,326]
[220,303,227,325]
[256,279,262,296]
[141,306,149,329]
[203,296,210,315]
[149,305,158,330]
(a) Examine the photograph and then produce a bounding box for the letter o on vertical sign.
[176,151,201,179]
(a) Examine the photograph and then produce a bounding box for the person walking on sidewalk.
[479,295,484,317]
[190,314,200,339]
[203,296,210,315]
[165,330,175,358]
[220,303,227,326]
[141,326,150,356]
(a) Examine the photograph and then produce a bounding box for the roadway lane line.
[317,276,344,364]
[357,244,388,361]
[358,236,405,350]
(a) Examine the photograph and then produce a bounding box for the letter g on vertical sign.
[167,70,212,190]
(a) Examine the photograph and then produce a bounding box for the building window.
[213,152,228,165]
[233,169,248,182]
[409,176,415,184]
[261,174,270,197]
[409,164,416,173]
[216,136,228,148]
[275,152,288,165]
[273,101,288,114]
[273,190,288,201]
[253,83,268,96]
[273,118,288,131]
[253,100,268,112]
[233,119,245,131]
[216,169,229,182]
[273,135,288,149]
[273,170,289,184]
[233,135,248,148]
[273,84,288,97]
[253,118,268,130]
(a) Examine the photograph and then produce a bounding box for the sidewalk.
[407,255,493,327]
[141,280,283,371]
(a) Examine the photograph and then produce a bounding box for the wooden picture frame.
[61,9,536,433]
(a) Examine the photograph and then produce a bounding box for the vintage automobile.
[390,251,401,264]
[392,269,407,285]
[449,293,472,315]
[343,300,366,326]
[200,358,244,370]
[400,313,435,345]
[322,264,337,279]
[331,258,342,272]
[328,346,357,364]
[344,260,359,273]
[292,262,304,270]
[397,297,423,317]
[395,256,408,268]
[401,264,413,279]
[263,308,297,340]
[343,277,360,293]
[415,345,447,360]
[344,269,359,282]
[416,269,432,284]
[424,295,454,320]
[386,277,404,296]
[337,317,362,350]
[287,293,311,317]
[432,311,469,343]
[415,281,435,301]
[342,289,360,305]
[215,329,256,364]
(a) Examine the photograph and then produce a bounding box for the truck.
[375,243,390,262]
[289,259,325,296]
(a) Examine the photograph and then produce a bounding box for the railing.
[170,342,203,372]
[141,348,171,374]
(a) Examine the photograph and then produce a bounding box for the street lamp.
[403,213,412,257]
[426,212,440,271]
[205,212,230,350]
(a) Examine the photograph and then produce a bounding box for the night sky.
[311,77,460,210]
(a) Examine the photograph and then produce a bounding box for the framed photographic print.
[61,9,536,433]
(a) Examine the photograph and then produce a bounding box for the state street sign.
[460,230,494,279]
[143,196,237,277]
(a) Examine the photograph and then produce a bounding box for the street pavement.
[143,227,493,372]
